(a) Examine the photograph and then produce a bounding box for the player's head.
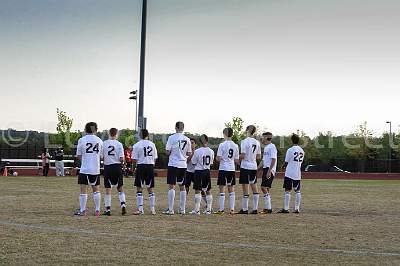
[85,122,98,134]
[140,129,149,140]
[291,134,300,145]
[223,127,233,140]
[262,132,273,145]
[175,121,184,133]
[199,134,209,147]
[190,137,197,149]
[109,128,118,139]
[246,125,256,137]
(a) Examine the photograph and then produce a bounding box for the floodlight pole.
[138,0,147,132]
[386,121,392,173]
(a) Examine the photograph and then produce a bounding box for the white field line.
[1,220,399,258]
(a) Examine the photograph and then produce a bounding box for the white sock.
[79,194,87,212]
[295,191,301,211]
[202,195,207,205]
[284,192,291,211]
[253,193,259,211]
[229,192,235,211]
[93,192,101,212]
[219,193,225,211]
[264,193,272,210]
[104,194,111,209]
[242,195,249,211]
[137,192,144,212]
[149,192,155,211]
[180,190,187,213]
[194,194,201,212]
[168,189,175,212]
[206,195,213,212]
[118,192,126,207]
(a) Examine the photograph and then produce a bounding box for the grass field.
[0,176,399,265]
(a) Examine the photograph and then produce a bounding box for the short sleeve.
[234,145,240,160]
[76,139,82,156]
[256,142,261,155]
[118,143,124,158]
[240,140,246,154]
[271,146,278,159]
[217,145,223,157]
[153,144,158,160]
[191,150,198,165]
[285,149,291,163]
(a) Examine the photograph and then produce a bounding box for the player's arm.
[216,145,222,162]
[239,141,246,160]
[76,140,82,161]
[257,160,264,171]
[210,151,215,165]
[256,144,262,160]
[185,140,192,157]
[234,146,240,165]
[153,144,158,162]
[281,150,290,171]
[119,144,125,164]
[165,137,172,156]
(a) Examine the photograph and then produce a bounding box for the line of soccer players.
[74,121,304,216]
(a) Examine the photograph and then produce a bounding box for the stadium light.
[386,121,392,173]
[137,0,147,131]
[129,90,138,131]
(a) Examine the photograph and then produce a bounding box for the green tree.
[51,108,78,151]
[225,117,246,145]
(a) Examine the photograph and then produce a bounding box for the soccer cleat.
[162,209,174,215]
[133,210,144,215]
[236,209,248,214]
[214,210,225,215]
[189,210,200,215]
[103,210,111,216]
[277,209,290,214]
[250,210,258,215]
[229,210,235,215]
[121,206,127,216]
[74,209,87,216]
[204,210,212,215]
[95,210,101,217]
[150,209,156,215]
[293,209,300,214]
[178,209,186,215]
[260,209,273,214]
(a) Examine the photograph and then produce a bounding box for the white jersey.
[76,134,103,175]
[217,140,239,171]
[285,145,305,180]
[132,140,158,165]
[103,139,124,166]
[192,147,215,171]
[240,137,261,170]
[166,133,192,168]
[263,143,278,175]
[187,156,195,173]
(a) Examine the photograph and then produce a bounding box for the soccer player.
[74,122,103,216]
[279,134,305,214]
[237,125,261,214]
[215,128,239,215]
[258,132,277,214]
[190,134,215,215]
[102,128,126,216]
[132,129,158,215]
[185,138,196,194]
[163,122,192,215]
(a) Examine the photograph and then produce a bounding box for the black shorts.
[78,174,100,186]
[261,167,275,188]
[167,166,186,185]
[135,164,155,188]
[239,168,257,184]
[283,177,301,191]
[185,171,194,187]
[103,164,123,189]
[217,170,236,186]
[193,170,212,192]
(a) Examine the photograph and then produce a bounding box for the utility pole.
[386,121,392,173]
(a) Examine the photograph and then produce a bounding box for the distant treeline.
[1,122,399,173]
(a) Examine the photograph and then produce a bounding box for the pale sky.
[1,0,399,137]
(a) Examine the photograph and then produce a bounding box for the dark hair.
[246,125,256,135]
[109,128,118,137]
[190,137,196,143]
[291,134,300,145]
[175,121,184,131]
[199,134,208,145]
[262,132,273,136]
[85,122,98,134]
[140,129,149,139]
[223,127,233,138]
